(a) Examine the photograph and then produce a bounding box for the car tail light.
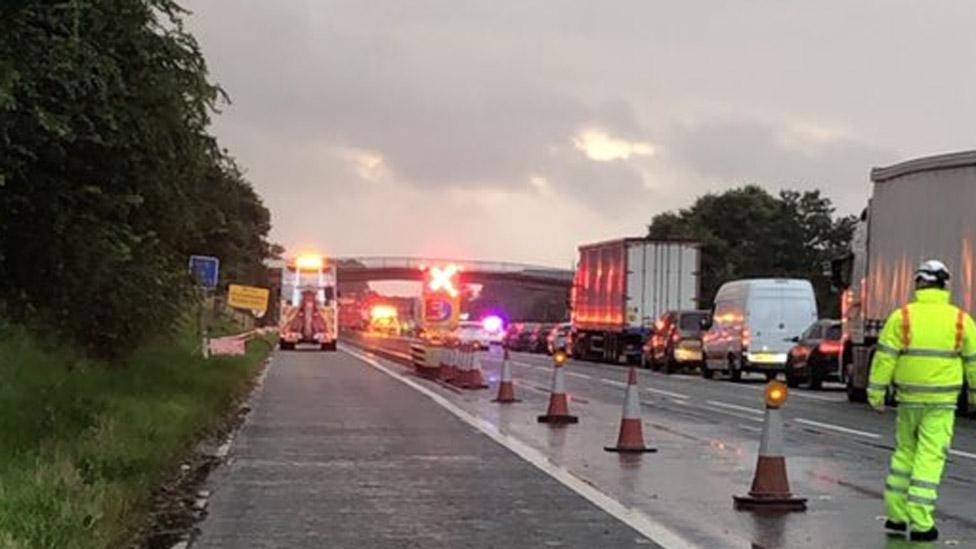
[819,340,843,354]
[741,328,751,348]
[671,331,680,343]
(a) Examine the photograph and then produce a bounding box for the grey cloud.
[666,117,901,214]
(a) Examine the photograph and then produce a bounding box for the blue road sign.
[189,255,220,288]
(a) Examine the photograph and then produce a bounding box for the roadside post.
[189,255,220,358]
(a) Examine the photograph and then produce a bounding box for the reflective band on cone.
[733,406,807,512]
[538,360,578,424]
[605,367,656,453]
[492,355,520,403]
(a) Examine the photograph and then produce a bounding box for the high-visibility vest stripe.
[895,383,963,393]
[899,348,961,358]
[956,309,965,351]
[901,305,911,348]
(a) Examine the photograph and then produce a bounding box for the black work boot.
[884,520,907,532]
[909,527,939,542]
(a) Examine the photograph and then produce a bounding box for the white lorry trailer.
[571,238,701,363]
[833,150,976,402]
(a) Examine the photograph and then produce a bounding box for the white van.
[702,279,818,381]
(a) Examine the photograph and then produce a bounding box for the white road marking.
[788,391,847,403]
[793,418,881,439]
[600,378,627,388]
[513,360,550,371]
[566,372,592,380]
[705,400,764,415]
[644,387,690,400]
[340,346,696,549]
[949,449,976,460]
[702,405,764,423]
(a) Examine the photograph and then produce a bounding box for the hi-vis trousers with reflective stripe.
[885,406,955,531]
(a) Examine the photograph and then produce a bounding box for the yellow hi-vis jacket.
[869,288,976,406]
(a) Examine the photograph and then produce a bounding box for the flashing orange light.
[553,350,568,366]
[764,380,788,409]
[427,264,460,297]
[295,254,323,270]
[370,305,398,320]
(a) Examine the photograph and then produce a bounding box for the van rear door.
[748,284,817,354]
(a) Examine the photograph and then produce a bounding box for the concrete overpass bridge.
[331,257,573,291]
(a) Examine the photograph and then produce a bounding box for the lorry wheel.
[765,371,778,382]
[701,362,715,379]
[728,356,742,382]
[845,371,867,403]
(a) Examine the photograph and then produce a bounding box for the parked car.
[510,322,540,352]
[454,320,492,349]
[503,323,523,349]
[702,279,818,382]
[784,319,843,389]
[528,323,554,353]
[642,310,710,373]
[547,323,572,354]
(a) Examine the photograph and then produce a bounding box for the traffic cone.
[604,367,656,453]
[463,347,489,389]
[492,349,520,403]
[538,352,578,424]
[733,382,807,512]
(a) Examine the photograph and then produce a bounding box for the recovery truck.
[571,238,701,363]
[278,254,339,351]
[832,150,976,403]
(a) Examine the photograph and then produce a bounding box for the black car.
[511,323,540,352]
[785,320,843,390]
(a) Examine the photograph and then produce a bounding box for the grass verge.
[0,322,273,548]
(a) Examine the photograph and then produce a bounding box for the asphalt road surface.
[335,333,976,548]
[192,347,657,548]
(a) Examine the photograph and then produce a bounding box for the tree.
[647,186,855,316]
[0,1,276,357]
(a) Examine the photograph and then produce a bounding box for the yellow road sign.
[228,284,270,312]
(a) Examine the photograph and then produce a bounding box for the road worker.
[868,259,976,542]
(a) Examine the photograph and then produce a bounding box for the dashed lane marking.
[793,418,881,440]
[340,346,696,549]
[566,372,593,380]
[702,405,764,423]
[949,448,976,461]
[600,378,627,388]
[705,400,764,415]
[644,387,690,400]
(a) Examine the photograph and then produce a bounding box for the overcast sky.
[185,1,976,268]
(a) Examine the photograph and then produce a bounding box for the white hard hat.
[915,259,951,284]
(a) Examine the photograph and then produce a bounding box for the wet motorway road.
[193,347,656,549]
[346,333,976,548]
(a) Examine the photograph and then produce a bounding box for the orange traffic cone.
[604,367,656,453]
[733,381,807,512]
[492,348,520,403]
[538,352,578,424]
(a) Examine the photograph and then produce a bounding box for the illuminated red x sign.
[428,264,460,297]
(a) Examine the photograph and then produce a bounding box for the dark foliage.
[0,1,276,357]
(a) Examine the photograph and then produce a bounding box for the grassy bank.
[0,322,272,548]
